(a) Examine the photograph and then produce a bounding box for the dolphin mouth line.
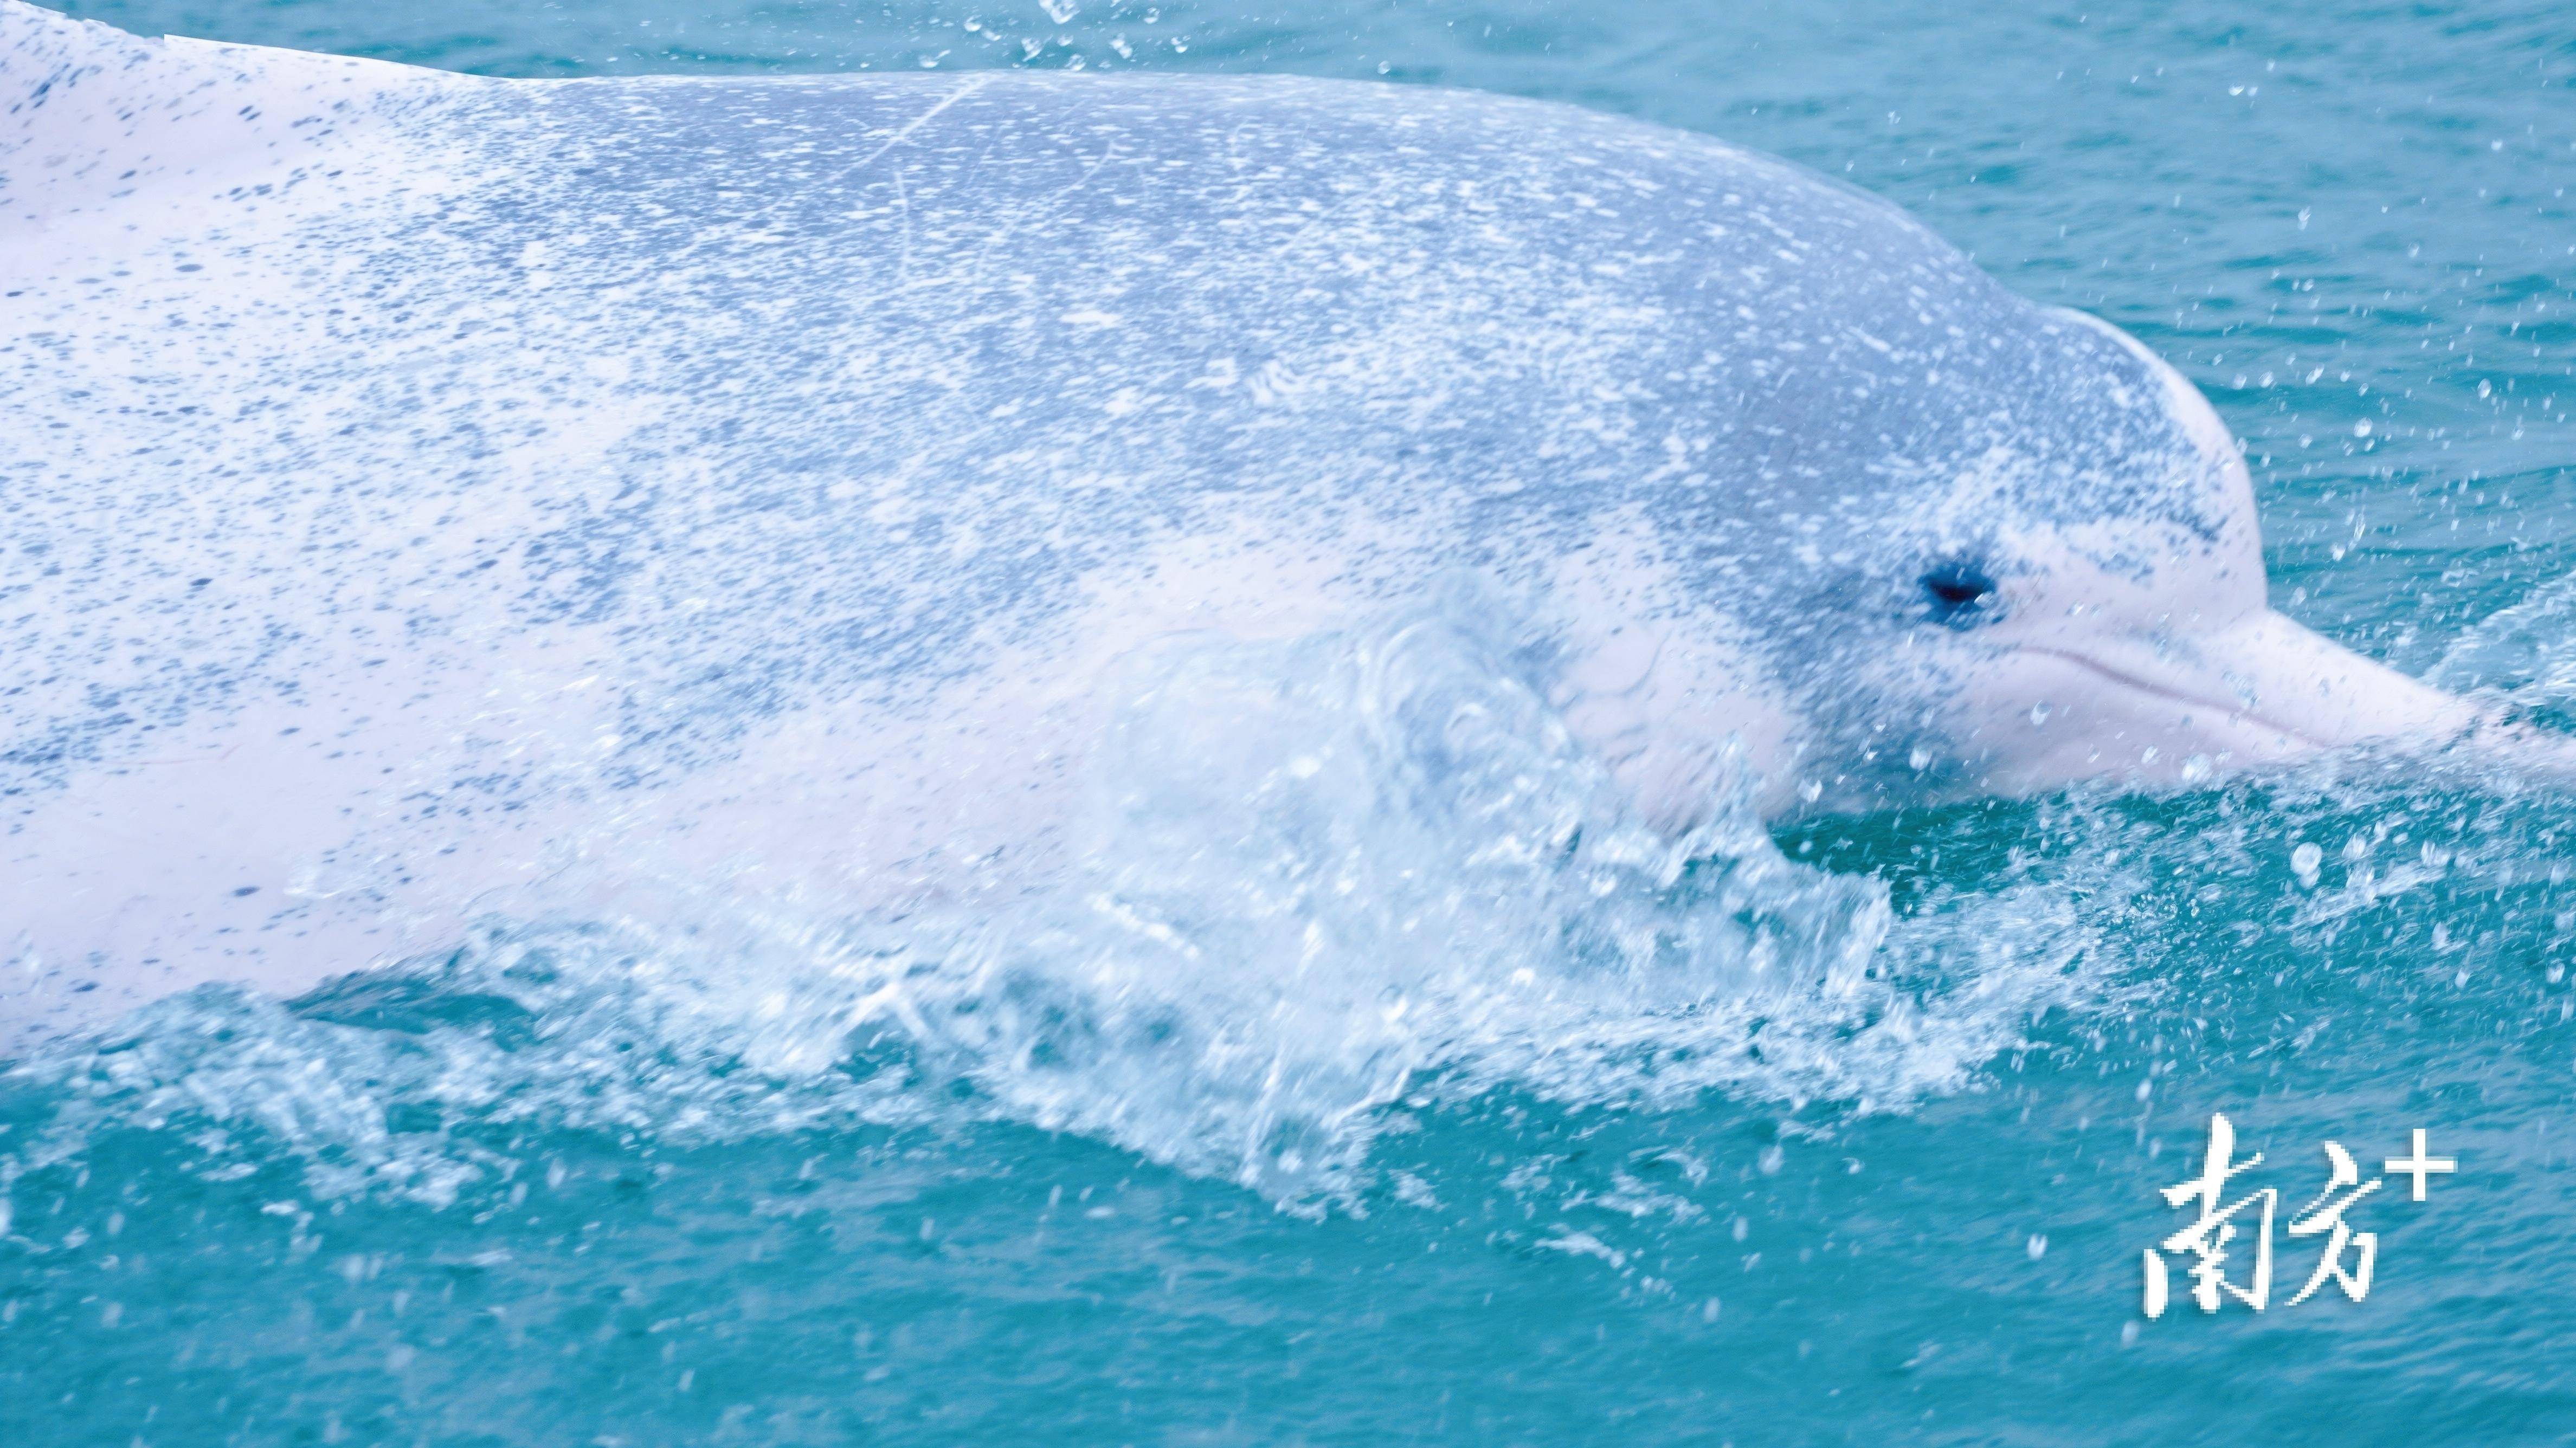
[2019,644,2337,754]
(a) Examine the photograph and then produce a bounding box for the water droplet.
[2354,419,2374,437]
[2290,842,2323,886]
[2027,1233,2049,1260]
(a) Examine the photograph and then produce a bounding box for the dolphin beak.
[2107,607,2478,749]
[1974,607,2506,794]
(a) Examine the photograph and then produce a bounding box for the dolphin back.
[4,2,2193,810]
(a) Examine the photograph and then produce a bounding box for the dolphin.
[0,2,2548,1050]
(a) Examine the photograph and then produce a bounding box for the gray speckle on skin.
[1,11,2197,805]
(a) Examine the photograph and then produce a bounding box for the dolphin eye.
[1920,561,1998,624]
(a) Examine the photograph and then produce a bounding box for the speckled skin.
[0,3,2482,1046]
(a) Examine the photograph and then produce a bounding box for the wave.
[1,593,2111,1212]
[2433,566,2576,720]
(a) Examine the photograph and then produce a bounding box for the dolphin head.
[1750,308,2487,816]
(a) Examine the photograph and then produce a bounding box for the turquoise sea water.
[8,2,2576,1443]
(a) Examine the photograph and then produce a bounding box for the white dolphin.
[0,2,2551,1050]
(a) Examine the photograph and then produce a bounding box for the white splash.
[5,598,2108,1210]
